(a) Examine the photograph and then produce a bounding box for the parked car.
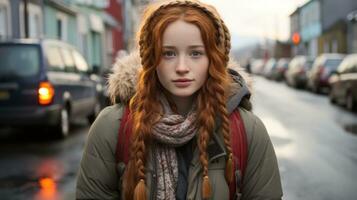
[263,58,277,79]
[0,39,100,138]
[329,54,357,111]
[285,55,314,88]
[271,58,290,81]
[307,53,345,93]
[251,59,266,75]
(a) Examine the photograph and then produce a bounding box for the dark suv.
[0,39,100,138]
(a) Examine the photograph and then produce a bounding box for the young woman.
[76,1,283,200]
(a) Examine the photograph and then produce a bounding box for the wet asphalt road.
[252,76,357,200]
[0,75,356,200]
[0,121,88,200]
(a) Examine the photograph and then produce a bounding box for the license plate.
[0,91,10,100]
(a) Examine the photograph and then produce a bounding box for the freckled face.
[156,19,209,100]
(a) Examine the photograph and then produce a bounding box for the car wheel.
[53,107,70,139]
[329,92,336,104]
[329,94,336,104]
[88,101,101,124]
[346,92,356,111]
[312,84,320,94]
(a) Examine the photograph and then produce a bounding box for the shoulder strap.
[115,106,132,164]
[229,109,248,200]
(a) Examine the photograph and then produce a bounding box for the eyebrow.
[162,45,205,49]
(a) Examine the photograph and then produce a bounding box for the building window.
[29,10,41,37]
[56,13,67,41]
[324,41,330,53]
[19,2,42,38]
[0,0,11,39]
[332,39,338,53]
[106,29,113,53]
[57,18,62,39]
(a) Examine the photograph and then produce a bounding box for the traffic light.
[292,32,301,45]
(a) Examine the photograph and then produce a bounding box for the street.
[0,76,357,200]
[252,76,357,200]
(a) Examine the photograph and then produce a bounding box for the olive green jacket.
[76,52,283,199]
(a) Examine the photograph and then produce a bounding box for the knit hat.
[137,0,231,67]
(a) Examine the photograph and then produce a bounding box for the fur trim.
[108,51,141,104]
[107,51,252,104]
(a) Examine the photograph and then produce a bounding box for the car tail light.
[38,82,55,105]
[299,67,305,74]
[318,66,324,76]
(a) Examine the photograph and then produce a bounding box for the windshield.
[0,44,40,80]
[325,58,343,70]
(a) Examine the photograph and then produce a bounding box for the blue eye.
[162,50,176,58]
[190,51,203,57]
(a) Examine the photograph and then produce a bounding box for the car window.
[324,59,343,70]
[72,50,89,73]
[60,48,76,73]
[0,44,40,79]
[46,46,65,72]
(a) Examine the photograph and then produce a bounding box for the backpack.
[115,107,248,200]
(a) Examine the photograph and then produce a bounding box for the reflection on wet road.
[0,121,88,200]
[252,76,357,200]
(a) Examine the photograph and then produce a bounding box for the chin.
[170,90,199,98]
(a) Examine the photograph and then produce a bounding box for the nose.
[175,55,189,74]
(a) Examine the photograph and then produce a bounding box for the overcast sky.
[201,0,308,48]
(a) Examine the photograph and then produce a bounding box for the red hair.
[123,2,234,200]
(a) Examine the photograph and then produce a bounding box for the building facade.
[105,0,124,64]
[44,0,77,46]
[1,0,44,40]
[318,0,357,54]
[290,0,357,56]
[299,0,321,58]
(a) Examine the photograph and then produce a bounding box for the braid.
[220,18,231,65]
[208,63,233,183]
[132,128,147,200]
[124,68,162,200]
[217,101,234,183]
[197,95,216,199]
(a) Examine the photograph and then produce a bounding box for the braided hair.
[123,1,235,199]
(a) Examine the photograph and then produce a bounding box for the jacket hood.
[107,51,252,113]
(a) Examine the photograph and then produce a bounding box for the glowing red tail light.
[38,82,55,105]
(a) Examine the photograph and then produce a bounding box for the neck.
[172,95,194,116]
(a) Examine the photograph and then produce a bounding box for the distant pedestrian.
[76,1,282,200]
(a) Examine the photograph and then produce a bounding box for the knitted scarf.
[151,97,198,200]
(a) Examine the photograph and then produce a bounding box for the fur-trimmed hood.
[107,51,253,112]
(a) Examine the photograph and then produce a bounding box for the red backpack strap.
[229,109,248,200]
[115,106,133,164]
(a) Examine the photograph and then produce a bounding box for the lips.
[172,78,193,82]
[172,79,193,87]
